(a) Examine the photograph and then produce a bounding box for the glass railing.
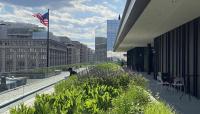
[0,63,92,113]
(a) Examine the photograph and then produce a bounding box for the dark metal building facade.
[154,17,200,98]
[127,47,149,72]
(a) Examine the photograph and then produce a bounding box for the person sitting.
[68,68,77,76]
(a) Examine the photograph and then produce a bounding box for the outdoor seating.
[157,72,171,90]
[157,73,185,99]
[171,77,185,99]
[172,77,184,91]
[157,73,185,87]
[157,72,171,86]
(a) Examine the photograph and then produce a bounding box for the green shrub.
[10,104,34,114]
[79,63,130,89]
[82,83,120,112]
[33,88,83,114]
[130,74,148,89]
[11,82,120,114]
[55,75,79,94]
[10,63,175,114]
[80,73,130,89]
[33,94,55,114]
[144,101,175,114]
[95,63,121,72]
[110,85,150,114]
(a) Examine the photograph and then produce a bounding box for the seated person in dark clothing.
[161,73,170,82]
[161,72,174,84]
[68,68,77,76]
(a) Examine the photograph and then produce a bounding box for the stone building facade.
[0,22,94,73]
[0,39,68,72]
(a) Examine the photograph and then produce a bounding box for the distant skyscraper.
[107,20,120,51]
[95,37,107,62]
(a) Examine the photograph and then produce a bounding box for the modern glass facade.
[95,37,107,62]
[107,20,120,51]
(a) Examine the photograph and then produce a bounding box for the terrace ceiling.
[115,0,200,51]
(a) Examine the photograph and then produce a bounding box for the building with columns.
[0,22,93,73]
[0,39,68,72]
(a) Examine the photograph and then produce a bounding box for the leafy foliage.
[10,63,175,114]
[130,74,148,89]
[95,63,121,72]
[34,89,82,114]
[109,84,150,114]
[10,104,34,114]
[144,101,176,114]
[54,75,79,94]
[82,83,120,111]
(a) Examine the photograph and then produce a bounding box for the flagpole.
[47,9,49,77]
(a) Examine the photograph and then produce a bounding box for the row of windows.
[3,48,47,53]
[0,40,68,50]
[0,41,46,46]
[5,54,47,59]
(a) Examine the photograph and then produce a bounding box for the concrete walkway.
[1,86,55,114]
[0,67,86,114]
[0,71,69,107]
[144,73,200,114]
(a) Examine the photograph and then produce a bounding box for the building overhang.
[114,0,200,52]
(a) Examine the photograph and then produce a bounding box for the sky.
[0,0,126,49]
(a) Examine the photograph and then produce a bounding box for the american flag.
[33,12,49,26]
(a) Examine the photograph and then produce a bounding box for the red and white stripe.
[33,13,48,26]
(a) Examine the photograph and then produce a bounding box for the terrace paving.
[143,73,200,114]
[0,71,69,107]
[0,67,86,114]
[1,86,55,114]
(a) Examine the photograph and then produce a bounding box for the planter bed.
[10,63,175,114]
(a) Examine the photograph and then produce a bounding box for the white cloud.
[82,42,95,49]
[0,2,4,11]
[71,0,118,19]
[95,22,107,37]
[107,51,126,60]
[0,0,125,48]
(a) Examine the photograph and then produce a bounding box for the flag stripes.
[33,12,49,26]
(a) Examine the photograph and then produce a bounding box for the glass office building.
[107,20,120,51]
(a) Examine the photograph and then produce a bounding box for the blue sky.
[0,0,126,49]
